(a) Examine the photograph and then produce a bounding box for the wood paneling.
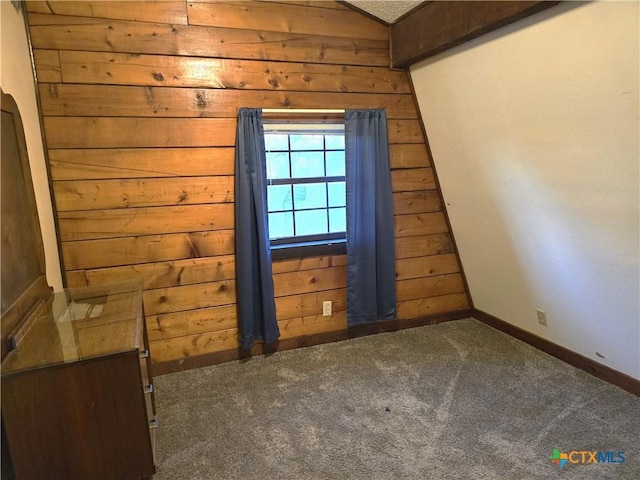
[273,266,346,297]
[32,49,62,82]
[187,1,387,40]
[397,293,468,319]
[396,274,466,302]
[44,117,237,149]
[276,289,346,321]
[26,1,189,24]
[58,204,234,241]
[393,191,442,215]
[62,230,235,270]
[391,1,560,67]
[39,84,417,118]
[72,254,236,290]
[49,147,234,180]
[143,280,236,316]
[391,167,436,192]
[396,254,461,281]
[53,176,234,211]
[389,143,431,169]
[395,233,454,259]
[395,212,450,237]
[53,50,409,93]
[387,120,425,144]
[28,13,389,66]
[27,0,468,368]
[150,327,240,362]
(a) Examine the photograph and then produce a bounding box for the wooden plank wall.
[26,0,469,369]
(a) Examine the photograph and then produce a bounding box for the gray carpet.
[153,319,640,479]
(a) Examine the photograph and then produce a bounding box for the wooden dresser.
[1,283,157,480]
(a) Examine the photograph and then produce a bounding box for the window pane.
[267,185,292,212]
[329,207,346,233]
[325,150,345,177]
[269,212,294,239]
[295,209,328,236]
[293,183,327,210]
[290,134,324,151]
[325,134,344,150]
[327,182,345,207]
[266,152,290,179]
[264,128,347,246]
[291,151,324,178]
[265,134,289,151]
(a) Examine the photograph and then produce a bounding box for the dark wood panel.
[391,0,560,67]
[1,91,48,315]
[2,353,155,479]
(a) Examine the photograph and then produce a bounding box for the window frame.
[263,121,347,260]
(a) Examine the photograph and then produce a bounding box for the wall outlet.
[537,309,548,326]
[322,301,332,317]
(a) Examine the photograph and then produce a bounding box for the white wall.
[1,2,63,291]
[411,1,639,379]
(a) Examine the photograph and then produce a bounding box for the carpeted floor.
[153,319,640,479]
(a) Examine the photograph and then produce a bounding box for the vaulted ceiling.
[344,0,424,24]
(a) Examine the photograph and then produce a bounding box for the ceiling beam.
[391,1,560,68]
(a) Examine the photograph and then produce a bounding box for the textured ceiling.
[345,0,424,24]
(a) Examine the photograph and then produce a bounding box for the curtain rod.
[262,108,345,114]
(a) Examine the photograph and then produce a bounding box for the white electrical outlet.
[322,301,332,317]
[537,309,548,326]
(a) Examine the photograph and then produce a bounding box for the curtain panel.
[234,108,280,349]
[345,109,397,326]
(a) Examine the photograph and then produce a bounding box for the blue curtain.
[345,109,397,326]
[235,108,280,349]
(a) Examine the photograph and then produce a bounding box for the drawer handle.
[149,418,158,429]
[144,384,154,394]
[139,349,149,359]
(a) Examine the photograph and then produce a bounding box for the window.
[264,122,346,259]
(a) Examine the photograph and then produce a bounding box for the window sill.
[270,239,346,261]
